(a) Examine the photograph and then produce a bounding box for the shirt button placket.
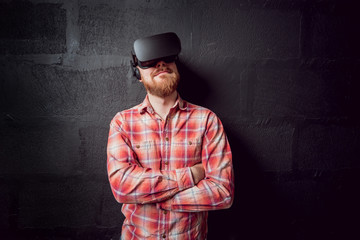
[164,117,170,169]
[164,135,169,168]
[163,117,170,239]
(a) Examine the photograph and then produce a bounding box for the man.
[107,32,234,240]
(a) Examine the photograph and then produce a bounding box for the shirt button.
[163,210,168,214]
[162,234,166,238]
[164,161,169,165]
[165,137,169,141]
[189,141,192,145]
[136,145,140,149]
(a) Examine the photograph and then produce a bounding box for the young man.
[107,32,234,240]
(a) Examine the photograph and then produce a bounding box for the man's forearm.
[159,161,234,212]
[107,154,196,204]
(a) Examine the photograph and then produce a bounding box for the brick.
[78,4,192,55]
[0,2,66,54]
[191,8,300,60]
[0,62,128,118]
[227,122,294,171]
[78,126,110,175]
[178,58,252,118]
[296,124,360,171]
[276,179,332,219]
[192,0,306,10]
[98,183,124,227]
[276,170,360,239]
[0,122,22,175]
[253,63,351,118]
[18,179,103,228]
[0,119,80,175]
[0,184,11,230]
[308,2,360,58]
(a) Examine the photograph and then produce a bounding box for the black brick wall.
[1,0,359,239]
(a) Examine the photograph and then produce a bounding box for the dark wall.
[1,0,360,239]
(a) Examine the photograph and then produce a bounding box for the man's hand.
[190,163,205,185]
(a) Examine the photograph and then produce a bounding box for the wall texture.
[1,0,360,239]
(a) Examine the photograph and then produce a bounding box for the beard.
[141,69,180,98]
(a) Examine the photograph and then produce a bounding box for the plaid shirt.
[107,95,234,240]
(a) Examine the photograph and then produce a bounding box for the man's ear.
[133,66,141,80]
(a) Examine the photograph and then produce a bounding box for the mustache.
[153,68,173,77]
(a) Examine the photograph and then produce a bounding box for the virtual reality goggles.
[131,32,181,69]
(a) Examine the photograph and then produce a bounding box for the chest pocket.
[170,138,202,167]
[131,140,161,168]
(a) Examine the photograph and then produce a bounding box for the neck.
[148,91,178,120]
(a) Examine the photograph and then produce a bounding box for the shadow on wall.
[176,60,210,107]
[176,61,294,240]
[206,130,293,240]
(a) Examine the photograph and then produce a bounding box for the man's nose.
[156,60,167,68]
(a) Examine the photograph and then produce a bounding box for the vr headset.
[131,32,181,79]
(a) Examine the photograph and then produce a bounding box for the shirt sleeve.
[107,114,195,205]
[159,112,234,212]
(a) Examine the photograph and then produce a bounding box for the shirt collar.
[138,94,187,114]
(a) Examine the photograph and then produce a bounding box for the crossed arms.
[107,112,234,212]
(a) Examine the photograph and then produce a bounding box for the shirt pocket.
[171,137,202,167]
[131,140,161,169]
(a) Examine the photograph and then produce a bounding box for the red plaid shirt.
[107,95,234,240]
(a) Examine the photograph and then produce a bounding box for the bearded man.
[107,32,234,240]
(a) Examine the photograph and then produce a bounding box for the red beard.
[142,70,180,97]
